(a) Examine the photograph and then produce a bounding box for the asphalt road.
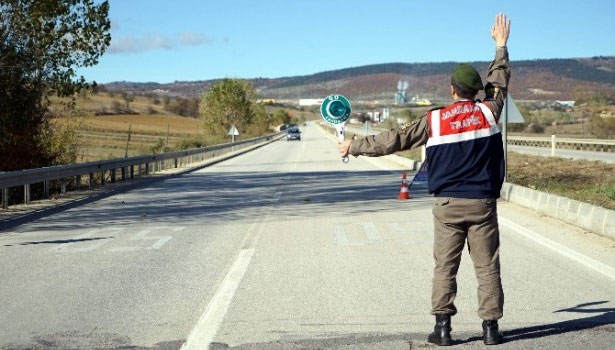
[1,123,614,350]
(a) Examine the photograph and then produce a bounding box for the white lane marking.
[51,228,124,252]
[181,248,255,350]
[109,226,182,252]
[182,189,278,349]
[335,222,383,246]
[499,217,615,281]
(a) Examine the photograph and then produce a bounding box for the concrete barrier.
[500,182,615,240]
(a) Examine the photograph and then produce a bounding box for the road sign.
[321,95,352,163]
[227,125,239,136]
[502,94,524,182]
[503,94,525,124]
[320,95,351,125]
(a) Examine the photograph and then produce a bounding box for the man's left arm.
[483,47,510,122]
[482,13,511,123]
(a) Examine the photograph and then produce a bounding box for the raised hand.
[490,13,510,47]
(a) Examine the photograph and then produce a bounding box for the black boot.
[482,320,503,345]
[427,314,452,346]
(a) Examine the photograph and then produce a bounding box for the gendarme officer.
[339,13,511,346]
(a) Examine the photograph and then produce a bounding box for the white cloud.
[108,32,212,54]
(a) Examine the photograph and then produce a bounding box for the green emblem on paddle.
[320,95,351,125]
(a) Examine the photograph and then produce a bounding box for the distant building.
[299,98,323,106]
[256,99,276,104]
[556,100,575,107]
[367,111,381,123]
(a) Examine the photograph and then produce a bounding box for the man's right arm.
[347,115,428,157]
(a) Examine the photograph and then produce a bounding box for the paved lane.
[1,124,614,350]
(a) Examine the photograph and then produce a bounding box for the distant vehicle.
[286,128,301,141]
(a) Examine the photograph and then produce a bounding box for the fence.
[0,132,282,210]
[506,136,615,153]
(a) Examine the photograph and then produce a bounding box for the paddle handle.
[335,124,349,163]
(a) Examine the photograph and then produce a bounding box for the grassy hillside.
[105,56,615,101]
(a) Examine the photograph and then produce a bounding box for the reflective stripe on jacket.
[426,100,505,199]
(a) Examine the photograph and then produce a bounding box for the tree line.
[1,0,110,172]
[1,1,300,173]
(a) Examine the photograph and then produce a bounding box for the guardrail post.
[89,173,94,188]
[121,167,126,181]
[24,184,31,204]
[130,165,134,179]
[174,158,178,168]
[2,188,8,209]
[61,178,67,194]
[551,135,556,157]
[101,171,106,185]
[145,163,150,175]
[111,168,116,183]
[43,181,50,199]
[75,175,81,191]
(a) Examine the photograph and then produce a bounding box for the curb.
[500,182,615,240]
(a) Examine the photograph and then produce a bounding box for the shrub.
[525,123,545,133]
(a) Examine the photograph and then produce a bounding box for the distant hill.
[105,56,615,101]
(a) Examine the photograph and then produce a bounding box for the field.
[50,93,220,162]
[50,92,319,162]
[59,114,206,162]
[507,152,615,210]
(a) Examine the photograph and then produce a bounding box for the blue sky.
[81,0,615,83]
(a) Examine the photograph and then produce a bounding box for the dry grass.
[507,152,615,210]
[52,114,206,163]
[78,114,202,136]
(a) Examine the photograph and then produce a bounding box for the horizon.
[103,54,615,85]
[81,0,615,84]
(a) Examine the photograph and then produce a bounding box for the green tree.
[396,108,418,123]
[200,79,255,136]
[0,0,111,171]
[246,104,271,135]
[272,109,292,126]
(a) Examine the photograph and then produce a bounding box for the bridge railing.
[0,132,282,210]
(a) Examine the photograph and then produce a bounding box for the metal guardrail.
[345,122,615,153]
[0,132,282,209]
[508,135,615,153]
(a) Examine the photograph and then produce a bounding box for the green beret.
[452,63,483,91]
